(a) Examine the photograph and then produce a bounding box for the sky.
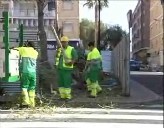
[79,0,138,32]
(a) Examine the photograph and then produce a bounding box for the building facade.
[0,0,80,65]
[149,0,163,70]
[0,0,55,40]
[131,0,150,64]
[0,0,79,41]
[57,0,79,39]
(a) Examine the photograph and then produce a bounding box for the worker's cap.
[27,41,35,48]
[61,36,69,42]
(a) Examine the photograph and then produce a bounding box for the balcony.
[0,9,55,20]
[12,9,55,19]
[12,18,55,27]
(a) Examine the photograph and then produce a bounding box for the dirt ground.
[0,66,123,110]
[0,80,122,110]
[39,84,122,108]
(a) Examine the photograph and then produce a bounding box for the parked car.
[130,60,140,71]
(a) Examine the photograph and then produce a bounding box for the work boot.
[29,90,36,108]
[86,79,91,92]
[97,85,102,94]
[89,83,97,98]
[59,87,66,99]
[95,81,102,94]
[21,88,30,106]
[65,88,72,100]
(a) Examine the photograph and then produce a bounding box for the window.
[13,18,16,24]
[33,20,37,26]
[63,22,73,32]
[2,3,9,11]
[19,2,35,16]
[63,0,73,10]
[19,3,26,16]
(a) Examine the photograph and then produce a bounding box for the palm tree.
[83,0,108,47]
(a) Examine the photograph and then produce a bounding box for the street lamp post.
[125,10,132,96]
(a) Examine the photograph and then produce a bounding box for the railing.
[112,36,130,96]
[0,9,55,18]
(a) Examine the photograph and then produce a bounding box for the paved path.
[0,108,163,128]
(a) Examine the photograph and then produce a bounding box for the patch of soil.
[38,85,122,108]
[0,85,122,110]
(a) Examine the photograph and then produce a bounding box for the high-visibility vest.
[55,46,74,68]
[15,47,38,73]
[87,48,101,61]
[87,48,102,70]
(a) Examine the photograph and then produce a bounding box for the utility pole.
[125,10,132,96]
[19,24,23,47]
[0,11,9,80]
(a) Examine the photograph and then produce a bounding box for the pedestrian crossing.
[0,108,163,128]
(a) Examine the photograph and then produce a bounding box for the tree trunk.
[98,0,101,50]
[94,1,98,47]
[37,1,48,62]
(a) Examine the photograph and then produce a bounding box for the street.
[130,71,163,96]
[0,108,163,128]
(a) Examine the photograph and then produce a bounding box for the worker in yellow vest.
[55,36,78,100]
[14,41,38,108]
[85,41,102,98]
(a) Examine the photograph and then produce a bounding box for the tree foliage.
[83,0,109,10]
[80,19,108,48]
[83,0,109,47]
[103,25,127,48]
[80,19,127,50]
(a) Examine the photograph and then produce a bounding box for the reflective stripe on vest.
[55,48,61,66]
[56,46,73,68]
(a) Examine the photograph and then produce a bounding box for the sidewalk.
[112,80,163,104]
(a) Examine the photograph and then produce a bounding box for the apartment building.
[0,0,80,65]
[149,0,163,70]
[0,0,79,41]
[57,0,79,39]
[0,0,56,40]
[131,0,150,63]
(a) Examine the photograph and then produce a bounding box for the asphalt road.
[130,71,163,96]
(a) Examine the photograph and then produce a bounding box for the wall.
[149,0,163,66]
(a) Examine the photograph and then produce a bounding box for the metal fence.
[112,36,130,96]
[0,31,39,95]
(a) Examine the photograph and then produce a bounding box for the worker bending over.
[14,41,38,108]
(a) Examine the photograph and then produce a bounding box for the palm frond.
[83,0,95,8]
[84,0,109,10]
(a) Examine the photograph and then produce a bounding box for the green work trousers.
[57,69,73,99]
[21,72,36,107]
[86,68,102,97]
